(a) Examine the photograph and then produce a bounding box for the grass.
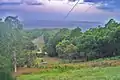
[93,56,120,61]
[17,56,120,80]
[17,66,120,80]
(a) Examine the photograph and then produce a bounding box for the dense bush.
[0,71,15,80]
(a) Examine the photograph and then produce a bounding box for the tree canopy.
[43,19,120,61]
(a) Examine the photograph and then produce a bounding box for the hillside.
[27,28,60,50]
[25,28,60,39]
[32,36,45,50]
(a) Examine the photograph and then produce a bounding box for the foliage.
[0,71,15,80]
[0,16,24,79]
[70,27,82,38]
[44,28,71,57]
[33,58,44,67]
[25,28,60,40]
[42,19,120,62]
[56,40,77,57]
[0,55,12,71]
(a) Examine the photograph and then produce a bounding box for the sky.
[0,0,120,28]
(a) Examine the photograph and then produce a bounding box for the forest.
[43,19,120,60]
[1,16,120,80]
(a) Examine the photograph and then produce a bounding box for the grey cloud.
[0,0,44,5]
[84,0,120,11]
[0,0,22,5]
[23,0,44,5]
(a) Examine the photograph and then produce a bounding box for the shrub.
[33,58,45,67]
[0,71,15,80]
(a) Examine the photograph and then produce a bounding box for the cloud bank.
[84,0,120,11]
[0,0,119,23]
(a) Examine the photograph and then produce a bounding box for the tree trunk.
[13,51,17,72]
[84,52,88,61]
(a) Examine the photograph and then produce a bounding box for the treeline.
[43,19,120,61]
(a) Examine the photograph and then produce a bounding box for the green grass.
[93,56,120,62]
[17,66,120,80]
[17,56,120,80]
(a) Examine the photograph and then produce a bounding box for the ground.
[13,57,60,76]
[17,66,120,80]
[16,57,120,80]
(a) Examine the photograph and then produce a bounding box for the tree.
[70,27,82,38]
[0,16,20,79]
[4,16,24,72]
[56,40,77,57]
[44,28,71,57]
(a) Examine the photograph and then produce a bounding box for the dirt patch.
[13,57,60,77]
[43,57,61,64]
[13,68,41,77]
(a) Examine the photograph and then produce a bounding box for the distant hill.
[23,20,102,31]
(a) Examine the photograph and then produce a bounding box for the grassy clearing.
[17,57,120,80]
[17,66,120,80]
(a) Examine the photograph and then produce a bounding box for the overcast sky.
[0,0,120,23]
